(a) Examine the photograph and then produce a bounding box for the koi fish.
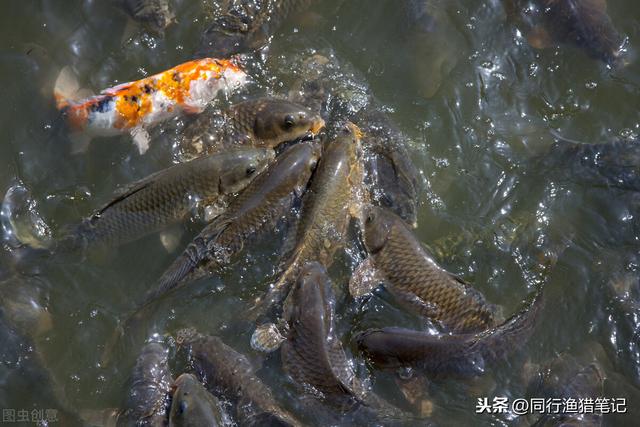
[54,58,247,154]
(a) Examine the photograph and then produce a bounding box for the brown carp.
[176,329,302,427]
[282,262,368,411]
[355,288,543,377]
[525,345,606,426]
[146,141,321,307]
[505,0,625,66]
[180,98,325,160]
[117,342,173,426]
[283,51,420,227]
[249,123,364,327]
[354,109,421,227]
[281,262,403,422]
[169,373,228,427]
[358,205,497,333]
[62,147,274,250]
[195,0,317,58]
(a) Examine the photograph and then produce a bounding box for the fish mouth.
[346,122,364,139]
[309,118,326,135]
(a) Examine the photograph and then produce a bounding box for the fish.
[281,262,403,422]
[0,275,83,425]
[539,138,640,192]
[116,342,173,426]
[61,147,274,251]
[284,51,421,226]
[354,109,421,227]
[505,0,625,66]
[169,373,229,427]
[282,262,367,412]
[403,0,464,98]
[249,123,365,348]
[180,97,325,159]
[176,329,303,427]
[1,182,52,251]
[195,0,317,58]
[144,141,321,307]
[53,58,247,154]
[525,344,606,426]
[0,276,53,338]
[114,0,176,35]
[353,205,497,334]
[355,287,543,377]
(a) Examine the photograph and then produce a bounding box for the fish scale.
[64,147,273,250]
[355,288,543,376]
[147,141,321,304]
[250,123,362,320]
[180,98,324,159]
[364,206,497,333]
[177,331,302,427]
[282,263,367,413]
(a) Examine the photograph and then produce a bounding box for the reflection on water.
[0,0,639,425]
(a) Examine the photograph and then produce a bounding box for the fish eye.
[178,400,188,415]
[365,213,375,224]
[246,166,257,176]
[283,115,295,129]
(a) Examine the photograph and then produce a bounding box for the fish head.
[252,100,325,147]
[363,205,397,254]
[169,373,224,426]
[286,261,335,331]
[218,148,275,193]
[325,121,363,163]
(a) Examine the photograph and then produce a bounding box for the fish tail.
[149,253,198,302]
[53,66,80,110]
[477,286,545,361]
[247,271,291,322]
[144,235,212,308]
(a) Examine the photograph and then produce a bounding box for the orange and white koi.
[54,58,247,154]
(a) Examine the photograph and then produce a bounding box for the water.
[0,0,639,425]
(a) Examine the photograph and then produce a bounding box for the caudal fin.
[53,66,80,110]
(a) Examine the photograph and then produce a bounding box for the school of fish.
[0,0,634,426]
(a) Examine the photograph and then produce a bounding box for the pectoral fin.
[182,104,206,115]
[159,227,184,253]
[250,322,285,353]
[131,127,150,154]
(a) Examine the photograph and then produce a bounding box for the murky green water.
[1,0,640,426]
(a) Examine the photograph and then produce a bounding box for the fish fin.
[183,104,206,115]
[53,66,80,109]
[92,178,155,220]
[250,322,285,353]
[349,257,383,299]
[527,26,554,49]
[147,218,232,305]
[159,227,183,253]
[101,81,135,96]
[69,133,92,154]
[131,127,151,154]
